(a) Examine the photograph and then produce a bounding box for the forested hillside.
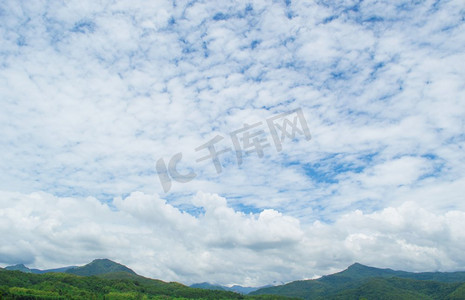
[251,263,465,299]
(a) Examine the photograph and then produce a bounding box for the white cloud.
[357,156,432,187]
[2,191,465,286]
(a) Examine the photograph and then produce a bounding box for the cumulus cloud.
[2,191,465,286]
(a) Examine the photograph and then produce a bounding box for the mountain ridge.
[251,263,465,299]
[5,259,465,299]
[0,267,289,299]
[4,258,134,277]
[65,258,136,276]
[4,263,77,274]
[189,282,270,294]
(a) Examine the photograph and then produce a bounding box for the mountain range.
[4,259,265,295]
[5,263,77,274]
[0,259,292,299]
[190,282,272,294]
[3,259,465,299]
[251,263,465,299]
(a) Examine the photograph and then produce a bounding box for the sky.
[1,0,465,287]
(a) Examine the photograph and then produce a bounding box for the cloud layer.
[2,191,465,286]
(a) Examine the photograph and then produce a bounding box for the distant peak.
[348,262,366,268]
[5,264,32,273]
[88,259,125,267]
[66,258,136,276]
[344,263,378,273]
[91,258,114,263]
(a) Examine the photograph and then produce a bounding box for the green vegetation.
[189,282,265,294]
[250,263,465,300]
[4,260,465,300]
[65,259,137,276]
[190,282,227,291]
[5,264,33,273]
[0,269,295,299]
[4,263,77,275]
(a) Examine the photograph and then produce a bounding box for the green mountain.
[0,270,241,299]
[190,282,270,294]
[229,285,270,295]
[190,282,227,291]
[5,264,32,273]
[35,266,78,274]
[4,263,77,274]
[0,259,294,299]
[65,258,136,276]
[334,263,465,283]
[4,260,465,299]
[251,263,465,299]
[3,259,129,276]
[328,277,465,300]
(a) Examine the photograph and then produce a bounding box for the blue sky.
[1,0,465,286]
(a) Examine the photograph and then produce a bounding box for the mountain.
[251,263,465,299]
[5,264,32,273]
[5,260,465,299]
[4,259,132,276]
[65,258,136,276]
[34,266,78,274]
[229,284,270,294]
[4,264,77,274]
[328,277,465,300]
[190,282,227,291]
[190,282,271,294]
[0,267,294,299]
[332,263,465,283]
